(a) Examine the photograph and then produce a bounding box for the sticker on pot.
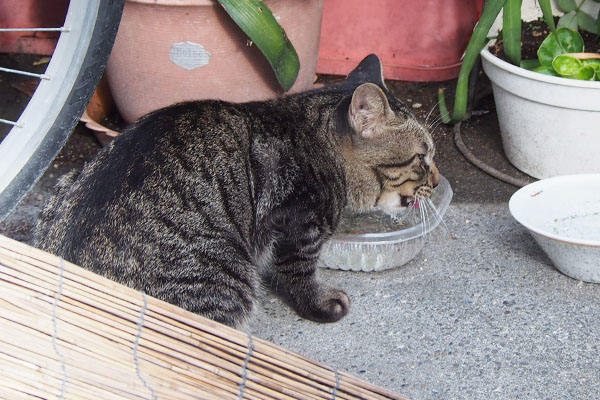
[169,41,211,70]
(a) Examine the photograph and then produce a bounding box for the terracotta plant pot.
[106,0,323,123]
[317,0,483,82]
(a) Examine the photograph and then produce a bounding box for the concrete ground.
[1,55,599,399]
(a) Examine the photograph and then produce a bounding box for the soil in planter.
[489,17,600,61]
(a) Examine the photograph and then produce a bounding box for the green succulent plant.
[531,28,600,80]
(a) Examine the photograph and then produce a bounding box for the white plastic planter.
[481,47,600,179]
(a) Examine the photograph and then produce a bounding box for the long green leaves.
[439,0,507,124]
[503,0,523,65]
[539,0,566,55]
[437,0,592,124]
[539,0,558,33]
[217,0,299,91]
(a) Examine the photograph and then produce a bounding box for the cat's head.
[339,55,440,215]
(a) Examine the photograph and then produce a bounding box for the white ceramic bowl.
[509,174,600,283]
[319,175,453,272]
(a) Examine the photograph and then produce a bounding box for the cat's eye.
[417,154,430,172]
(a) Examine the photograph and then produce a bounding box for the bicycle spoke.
[0,67,50,80]
[0,28,69,33]
[0,119,24,128]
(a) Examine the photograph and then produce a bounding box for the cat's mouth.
[399,196,413,208]
[375,187,433,215]
[375,196,418,217]
[400,196,426,211]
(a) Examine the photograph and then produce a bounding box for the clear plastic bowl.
[319,175,453,271]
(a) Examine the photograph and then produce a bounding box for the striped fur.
[34,55,438,328]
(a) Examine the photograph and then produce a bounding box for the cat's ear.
[348,83,394,139]
[346,54,387,89]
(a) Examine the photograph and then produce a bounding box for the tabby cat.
[35,55,440,328]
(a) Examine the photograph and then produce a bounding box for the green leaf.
[538,0,557,33]
[437,89,451,124]
[568,65,597,80]
[582,59,600,73]
[439,0,507,124]
[557,0,577,12]
[533,65,560,75]
[558,11,579,30]
[503,0,523,65]
[558,28,585,53]
[216,0,299,91]
[537,34,563,66]
[520,59,541,69]
[577,10,599,34]
[552,54,583,75]
[537,28,584,66]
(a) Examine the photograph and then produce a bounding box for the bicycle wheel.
[0,0,124,221]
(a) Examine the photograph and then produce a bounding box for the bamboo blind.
[0,234,408,400]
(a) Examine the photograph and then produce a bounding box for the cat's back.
[34,100,257,269]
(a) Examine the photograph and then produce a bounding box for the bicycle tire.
[0,0,124,221]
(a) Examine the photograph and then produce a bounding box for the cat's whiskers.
[425,199,436,237]
[425,106,443,127]
[426,112,442,127]
[409,196,425,242]
[424,100,441,127]
[417,203,424,239]
[427,117,444,135]
[423,197,455,240]
[406,198,420,225]
[419,196,429,239]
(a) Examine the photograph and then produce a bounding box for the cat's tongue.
[413,199,420,210]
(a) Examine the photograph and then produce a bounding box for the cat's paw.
[303,288,350,323]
